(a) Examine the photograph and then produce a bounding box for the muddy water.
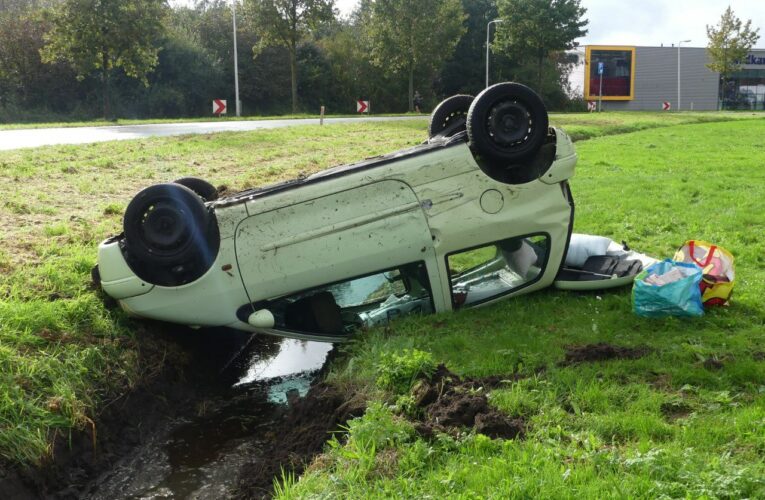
[82,335,333,499]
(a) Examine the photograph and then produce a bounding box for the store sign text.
[745,54,765,65]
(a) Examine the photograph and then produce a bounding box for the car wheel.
[123,183,218,271]
[467,83,548,163]
[173,177,218,201]
[428,94,474,138]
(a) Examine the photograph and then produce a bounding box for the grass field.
[276,118,765,498]
[0,113,424,130]
[0,110,760,134]
[0,111,763,494]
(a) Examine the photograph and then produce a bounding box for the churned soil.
[234,364,525,499]
[0,326,253,499]
[234,383,366,499]
[410,365,525,440]
[559,343,651,365]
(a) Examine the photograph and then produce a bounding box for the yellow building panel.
[584,46,636,101]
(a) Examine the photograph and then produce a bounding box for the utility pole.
[677,39,691,111]
[233,0,241,117]
[485,19,504,88]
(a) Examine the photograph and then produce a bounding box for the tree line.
[0,0,589,122]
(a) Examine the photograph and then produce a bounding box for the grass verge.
[275,119,765,498]
[0,113,424,130]
[0,113,762,488]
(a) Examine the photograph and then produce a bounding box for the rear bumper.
[97,238,154,300]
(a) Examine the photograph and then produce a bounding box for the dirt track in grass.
[559,343,651,365]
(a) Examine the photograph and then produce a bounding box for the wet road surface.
[0,116,424,151]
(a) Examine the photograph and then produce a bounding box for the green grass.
[0,112,423,130]
[0,110,761,133]
[1,111,763,487]
[550,111,765,141]
[277,119,765,498]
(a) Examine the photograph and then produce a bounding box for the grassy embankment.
[0,112,762,476]
[0,113,423,130]
[278,118,765,498]
[0,110,761,132]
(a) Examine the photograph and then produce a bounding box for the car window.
[266,262,434,336]
[448,235,549,309]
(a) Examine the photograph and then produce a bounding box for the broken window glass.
[448,235,550,308]
[266,262,434,335]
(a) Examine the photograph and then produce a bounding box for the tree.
[494,0,587,93]
[706,6,760,109]
[365,0,466,111]
[40,0,168,119]
[246,0,335,113]
[437,0,497,97]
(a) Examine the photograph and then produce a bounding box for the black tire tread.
[428,94,474,138]
[467,82,548,164]
[173,177,218,201]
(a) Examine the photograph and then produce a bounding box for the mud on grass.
[234,383,367,499]
[409,365,524,440]
[559,342,651,366]
[234,364,526,498]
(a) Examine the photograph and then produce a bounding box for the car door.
[234,180,443,341]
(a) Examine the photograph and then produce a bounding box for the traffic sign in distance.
[662,101,671,111]
[587,101,597,112]
[357,100,369,113]
[213,99,227,115]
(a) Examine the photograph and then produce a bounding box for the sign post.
[597,61,604,112]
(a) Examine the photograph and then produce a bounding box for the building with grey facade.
[584,45,765,111]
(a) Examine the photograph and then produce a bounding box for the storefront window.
[585,46,635,101]
[725,69,765,110]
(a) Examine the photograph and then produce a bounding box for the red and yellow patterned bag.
[674,240,735,307]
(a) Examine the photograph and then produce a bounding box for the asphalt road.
[0,116,424,151]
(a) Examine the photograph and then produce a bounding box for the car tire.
[467,83,548,163]
[173,177,218,201]
[428,94,474,138]
[123,183,217,269]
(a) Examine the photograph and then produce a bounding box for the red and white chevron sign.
[356,100,369,113]
[213,99,227,115]
[662,101,671,111]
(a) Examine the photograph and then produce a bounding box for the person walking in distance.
[414,91,424,113]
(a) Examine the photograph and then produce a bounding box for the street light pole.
[232,0,241,117]
[677,39,691,111]
[486,19,504,88]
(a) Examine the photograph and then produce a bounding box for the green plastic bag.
[632,259,704,318]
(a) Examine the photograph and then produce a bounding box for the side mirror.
[248,309,275,329]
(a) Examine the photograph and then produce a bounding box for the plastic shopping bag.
[632,260,704,318]
[674,240,735,307]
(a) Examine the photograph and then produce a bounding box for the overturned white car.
[94,83,650,342]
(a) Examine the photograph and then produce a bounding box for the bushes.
[375,349,437,393]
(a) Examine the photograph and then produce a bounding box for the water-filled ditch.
[79,335,335,499]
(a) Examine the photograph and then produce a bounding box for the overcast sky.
[336,0,764,49]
